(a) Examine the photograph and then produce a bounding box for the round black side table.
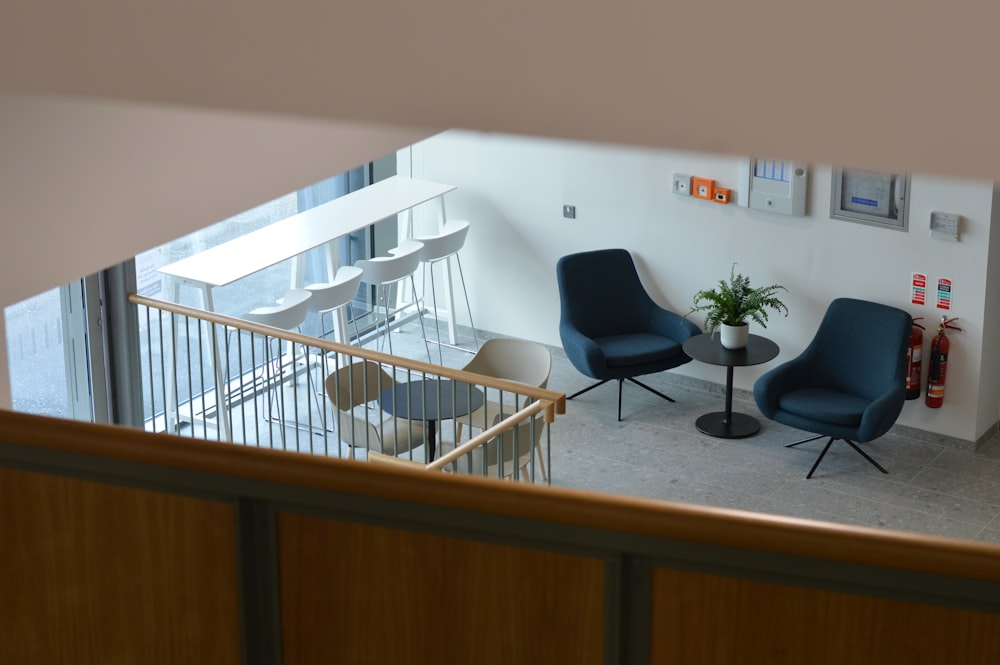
[682,333,780,438]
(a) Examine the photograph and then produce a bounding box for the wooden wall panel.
[278,513,606,665]
[0,466,241,664]
[650,567,1000,664]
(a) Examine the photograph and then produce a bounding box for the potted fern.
[688,264,789,349]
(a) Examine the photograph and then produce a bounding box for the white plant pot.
[720,323,749,350]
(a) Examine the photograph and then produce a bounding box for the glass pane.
[5,287,71,417]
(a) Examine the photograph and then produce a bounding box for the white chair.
[354,240,431,361]
[237,288,317,441]
[413,219,479,361]
[455,338,552,480]
[304,265,364,346]
[325,360,426,457]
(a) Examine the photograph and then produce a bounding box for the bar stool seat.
[304,265,364,346]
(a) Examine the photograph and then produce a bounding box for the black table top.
[682,333,780,368]
[379,378,485,422]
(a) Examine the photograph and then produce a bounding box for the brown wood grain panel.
[278,513,605,665]
[0,466,241,664]
[650,567,1000,664]
[7,407,1000,589]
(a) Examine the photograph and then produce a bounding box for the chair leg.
[785,434,825,448]
[567,379,611,400]
[791,436,889,479]
[427,263,445,364]
[626,377,677,403]
[569,377,677,421]
[533,440,548,481]
[410,274,433,362]
[805,437,835,479]
[453,255,480,351]
[844,439,889,475]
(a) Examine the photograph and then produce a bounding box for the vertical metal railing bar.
[251,331,262,448]
[347,357,357,459]
[157,309,169,434]
[169,312,180,434]
[544,424,552,486]
[142,306,156,431]
[222,326,233,443]
[304,342,314,451]
[215,321,230,443]
[316,348,327,457]
[195,317,209,440]
[275,336,288,451]
[235,326,247,445]
[289,340,300,453]
[418,369,428,462]
[183,315,195,437]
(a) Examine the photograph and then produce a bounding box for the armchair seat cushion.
[777,388,868,427]
[596,333,684,368]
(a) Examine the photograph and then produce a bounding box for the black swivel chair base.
[567,377,676,422]
[786,434,888,479]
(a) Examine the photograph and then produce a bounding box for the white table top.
[158,176,456,288]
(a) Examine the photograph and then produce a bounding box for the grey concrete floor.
[386,316,1000,546]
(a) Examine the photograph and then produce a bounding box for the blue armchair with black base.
[556,248,701,421]
[753,297,912,479]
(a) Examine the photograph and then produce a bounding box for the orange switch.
[693,177,715,201]
[713,186,731,204]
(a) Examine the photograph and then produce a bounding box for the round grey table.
[682,333,780,438]
[379,379,485,461]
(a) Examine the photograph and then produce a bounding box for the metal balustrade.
[129,294,563,483]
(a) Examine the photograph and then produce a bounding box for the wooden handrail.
[129,293,566,419]
[4,408,1000,585]
[428,401,546,470]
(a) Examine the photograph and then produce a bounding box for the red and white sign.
[911,272,927,306]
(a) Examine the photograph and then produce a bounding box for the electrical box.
[738,158,808,216]
[930,211,960,241]
[831,168,909,231]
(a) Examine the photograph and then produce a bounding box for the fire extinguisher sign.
[936,277,953,311]
[911,273,927,305]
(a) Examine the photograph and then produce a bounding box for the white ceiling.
[0,0,997,305]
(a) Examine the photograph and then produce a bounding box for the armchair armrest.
[649,308,701,344]
[559,322,608,377]
[857,385,907,442]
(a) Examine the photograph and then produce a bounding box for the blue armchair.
[556,248,701,421]
[753,297,911,479]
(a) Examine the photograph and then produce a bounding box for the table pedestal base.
[695,412,761,439]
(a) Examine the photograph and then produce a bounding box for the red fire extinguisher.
[906,318,925,400]
[926,316,961,408]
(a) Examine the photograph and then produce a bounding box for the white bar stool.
[413,219,479,362]
[304,265,364,346]
[355,240,432,361]
[237,288,319,443]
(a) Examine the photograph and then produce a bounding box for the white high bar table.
[157,176,456,439]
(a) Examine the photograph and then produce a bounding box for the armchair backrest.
[556,248,656,338]
[799,298,911,400]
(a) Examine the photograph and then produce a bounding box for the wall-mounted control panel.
[737,158,808,216]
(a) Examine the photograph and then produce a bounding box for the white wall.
[410,131,997,444]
